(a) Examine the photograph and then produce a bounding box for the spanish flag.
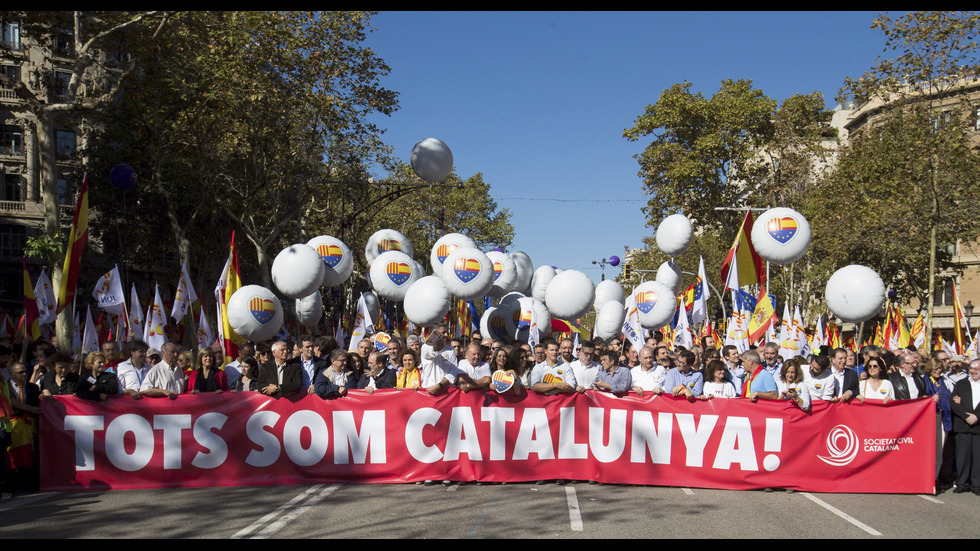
[747,285,776,344]
[214,231,244,364]
[953,283,968,355]
[56,173,89,314]
[721,210,766,289]
[22,257,40,341]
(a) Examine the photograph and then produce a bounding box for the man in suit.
[890,352,926,400]
[288,334,327,395]
[950,360,980,494]
[830,348,860,402]
[259,340,302,398]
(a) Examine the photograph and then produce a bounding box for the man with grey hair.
[631,346,666,396]
[740,349,778,401]
[890,351,926,400]
[761,342,782,377]
[258,340,302,398]
[950,359,980,493]
[139,342,184,399]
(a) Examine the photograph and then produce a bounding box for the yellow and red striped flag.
[721,210,767,289]
[57,174,89,314]
[214,231,244,363]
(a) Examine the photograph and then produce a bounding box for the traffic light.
[623,263,632,280]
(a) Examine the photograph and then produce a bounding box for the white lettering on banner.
[675,413,718,468]
[590,408,627,463]
[64,415,104,471]
[192,413,229,469]
[445,407,482,461]
[105,414,155,471]
[245,411,281,467]
[863,436,913,452]
[333,410,386,464]
[153,414,192,469]
[283,410,328,466]
[406,407,442,463]
[712,417,757,471]
[514,408,553,460]
[481,407,514,461]
[630,411,672,464]
[559,407,587,459]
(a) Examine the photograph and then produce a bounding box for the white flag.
[145,284,169,349]
[92,265,127,315]
[81,306,99,354]
[793,307,811,358]
[725,253,740,316]
[347,293,375,352]
[197,308,215,350]
[622,292,644,353]
[172,260,199,321]
[813,315,825,350]
[34,269,57,325]
[334,319,347,349]
[128,284,144,341]
[724,312,749,353]
[691,256,710,324]
[675,297,693,349]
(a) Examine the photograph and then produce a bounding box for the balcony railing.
[0,143,24,156]
[0,88,16,101]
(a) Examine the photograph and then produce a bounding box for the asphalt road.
[2,482,979,539]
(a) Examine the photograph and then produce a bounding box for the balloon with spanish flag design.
[365,229,413,268]
[307,235,353,287]
[751,207,811,265]
[632,280,676,330]
[369,251,419,301]
[440,247,494,300]
[429,232,476,278]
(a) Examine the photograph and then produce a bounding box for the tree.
[0,11,176,349]
[836,10,980,350]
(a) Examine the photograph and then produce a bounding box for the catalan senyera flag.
[910,311,925,349]
[57,173,89,314]
[172,260,199,322]
[721,210,766,289]
[215,232,244,363]
[747,285,777,344]
[22,257,40,341]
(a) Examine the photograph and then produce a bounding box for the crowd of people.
[2,326,977,495]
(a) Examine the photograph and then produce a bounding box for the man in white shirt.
[761,342,782,378]
[559,338,576,366]
[803,355,836,402]
[631,346,666,397]
[419,335,483,394]
[457,343,492,384]
[569,340,601,389]
[140,342,185,399]
[116,340,152,399]
[530,339,582,395]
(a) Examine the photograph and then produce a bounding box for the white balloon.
[411,259,427,280]
[480,306,511,342]
[295,291,323,329]
[440,247,495,300]
[545,269,595,320]
[595,300,626,339]
[271,244,325,299]
[825,265,886,323]
[369,250,420,301]
[411,137,454,183]
[430,233,476,278]
[403,276,452,326]
[498,291,526,307]
[362,291,380,324]
[486,250,518,298]
[633,280,676,330]
[509,251,534,295]
[227,285,284,343]
[656,214,693,257]
[306,235,353,288]
[594,279,626,312]
[530,265,556,303]
[364,229,413,268]
[513,297,551,341]
[655,261,683,295]
[751,207,812,265]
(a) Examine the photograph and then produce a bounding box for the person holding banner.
[631,346,666,397]
[740,350,778,402]
[804,355,836,402]
[700,359,739,400]
[829,348,860,403]
[530,339,582,396]
[75,352,118,401]
[662,349,703,398]
[258,341,302,398]
[592,350,631,394]
[776,358,811,411]
[357,351,397,393]
[187,347,228,394]
[855,357,894,404]
[313,349,351,399]
[140,343,186,399]
[230,357,261,392]
[38,352,78,399]
[396,348,422,390]
[116,340,152,399]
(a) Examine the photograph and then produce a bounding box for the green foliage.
[24,232,63,261]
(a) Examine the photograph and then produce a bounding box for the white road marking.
[565,486,583,531]
[682,488,695,496]
[800,492,882,536]
[231,484,341,539]
[918,494,943,504]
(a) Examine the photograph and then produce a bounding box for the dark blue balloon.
[110,164,137,191]
[609,256,620,267]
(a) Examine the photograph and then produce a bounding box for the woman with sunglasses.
[856,356,894,404]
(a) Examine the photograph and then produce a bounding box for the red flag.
[720,210,766,288]
[57,173,89,314]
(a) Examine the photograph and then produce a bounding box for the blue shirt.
[663,368,704,397]
[594,366,632,393]
[744,367,778,396]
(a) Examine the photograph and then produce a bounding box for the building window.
[0,124,23,156]
[1,21,20,51]
[57,177,69,205]
[53,70,71,101]
[55,130,75,159]
[0,64,19,86]
[0,224,26,259]
[934,278,956,307]
[3,174,22,202]
[54,28,74,58]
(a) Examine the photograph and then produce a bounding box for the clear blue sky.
[363,11,887,287]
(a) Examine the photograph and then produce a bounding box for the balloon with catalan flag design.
[369,251,419,301]
[751,207,811,265]
[227,285,283,342]
[441,247,494,300]
[365,229,413,268]
[307,235,354,287]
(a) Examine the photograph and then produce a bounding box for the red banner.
[40,390,936,493]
